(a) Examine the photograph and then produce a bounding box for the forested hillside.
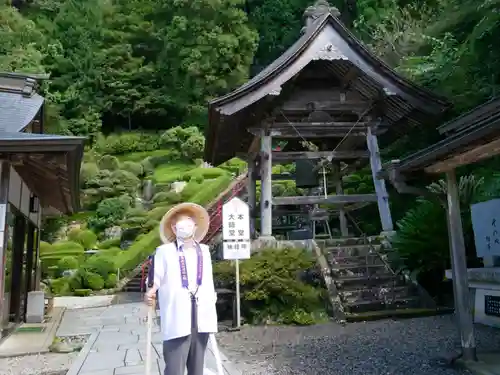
[2,0,499,140]
[2,0,500,300]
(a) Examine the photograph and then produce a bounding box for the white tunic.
[153,241,218,341]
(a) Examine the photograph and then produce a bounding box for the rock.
[49,341,74,353]
[104,226,122,240]
[171,181,187,193]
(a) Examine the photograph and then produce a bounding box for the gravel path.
[0,352,79,375]
[216,315,500,375]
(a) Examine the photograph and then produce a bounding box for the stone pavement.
[59,301,239,375]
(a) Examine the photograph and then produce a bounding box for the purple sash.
[176,241,203,296]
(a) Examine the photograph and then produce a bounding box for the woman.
[145,202,218,375]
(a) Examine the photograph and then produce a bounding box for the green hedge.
[181,167,227,181]
[190,174,232,206]
[114,230,161,273]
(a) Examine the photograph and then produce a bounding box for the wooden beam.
[281,101,370,114]
[272,194,377,206]
[272,150,368,162]
[248,128,367,139]
[271,121,373,128]
[424,137,500,174]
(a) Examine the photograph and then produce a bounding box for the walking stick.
[145,301,154,375]
[209,334,225,375]
[145,255,155,375]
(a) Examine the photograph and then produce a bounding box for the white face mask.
[175,218,196,240]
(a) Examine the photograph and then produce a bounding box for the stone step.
[345,296,421,314]
[325,244,376,258]
[333,263,392,279]
[328,254,383,266]
[335,274,396,289]
[339,285,414,304]
[321,236,382,247]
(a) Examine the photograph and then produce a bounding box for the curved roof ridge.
[209,13,451,111]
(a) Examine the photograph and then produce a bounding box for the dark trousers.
[162,297,209,375]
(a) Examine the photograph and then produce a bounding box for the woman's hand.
[144,288,156,306]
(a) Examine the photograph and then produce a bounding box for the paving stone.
[114,363,160,375]
[80,371,114,375]
[79,352,126,372]
[125,349,142,366]
[95,332,139,346]
[101,326,121,332]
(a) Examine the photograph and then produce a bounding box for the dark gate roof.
[380,98,500,177]
[0,72,85,214]
[205,1,451,165]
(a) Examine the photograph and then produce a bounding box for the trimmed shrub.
[88,197,130,232]
[80,162,99,186]
[121,161,144,177]
[114,230,160,273]
[152,191,181,204]
[213,248,327,325]
[147,206,170,221]
[67,228,82,242]
[51,241,85,253]
[93,132,160,155]
[74,289,92,296]
[83,255,116,278]
[190,175,232,206]
[126,208,148,218]
[76,230,97,249]
[110,170,140,193]
[140,157,155,175]
[84,272,105,290]
[49,278,72,296]
[97,155,120,171]
[105,273,118,288]
[39,241,54,254]
[181,135,205,160]
[181,167,226,181]
[57,256,79,274]
[98,238,121,249]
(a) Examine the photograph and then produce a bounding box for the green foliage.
[105,273,118,288]
[75,230,98,249]
[181,135,205,161]
[51,241,85,253]
[214,248,327,325]
[120,161,144,177]
[181,167,227,181]
[87,197,130,232]
[97,155,120,171]
[39,241,54,254]
[114,230,161,273]
[83,255,117,278]
[74,289,92,296]
[219,158,246,174]
[84,272,105,290]
[57,256,79,274]
[152,191,182,204]
[97,238,121,249]
[94,133,160,155]
[49,277,72,296]
[80,163,100,186]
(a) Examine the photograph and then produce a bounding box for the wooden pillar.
[335,166,349,237]
[247,158,257,238]
[0,161,10,330]
[366,126,394,232]
[260,135,273,237]
[446,169,477,362]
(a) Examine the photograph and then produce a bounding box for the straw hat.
[159,202,210,244]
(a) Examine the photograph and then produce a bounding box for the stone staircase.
[319,237,438,322]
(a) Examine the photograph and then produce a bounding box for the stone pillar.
[0,161,10,329]
[260,135,273,237]
[247,158,257,238]
[446,169,477,362]
[366,126,394,234]
[335,167,349,237]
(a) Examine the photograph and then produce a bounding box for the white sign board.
[222,197,250,241]
[223,241,251,260]
[471,199,500,257]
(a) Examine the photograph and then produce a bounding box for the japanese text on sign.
[223,241,251,260]
[222,197,250,241]
[471,199,500,257]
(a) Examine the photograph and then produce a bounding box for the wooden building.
[381,98,500,362]
[204,0,451,239]
[0,72,85,336]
